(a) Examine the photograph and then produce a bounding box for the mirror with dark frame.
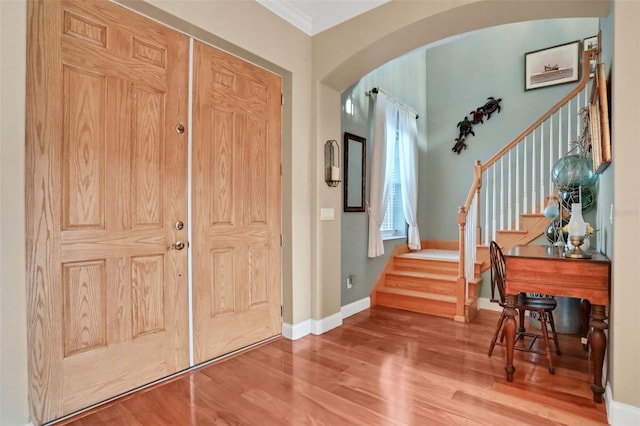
[343,132,366,212]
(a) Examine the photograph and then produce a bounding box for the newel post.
[455,206,467,322]
[474,160,483,244]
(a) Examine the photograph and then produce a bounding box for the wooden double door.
[26,1,281,424]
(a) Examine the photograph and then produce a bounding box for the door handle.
[168,241,186,251]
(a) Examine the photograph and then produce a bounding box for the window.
[380,129,407,240]
[344,96,354,116]
[368,91,420,257]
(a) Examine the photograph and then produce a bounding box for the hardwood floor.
[57,307,608,425]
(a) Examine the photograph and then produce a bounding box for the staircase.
[372,206,548,321]
[371,49,602,322]
[475,204,553,266]
[372,241,480,321]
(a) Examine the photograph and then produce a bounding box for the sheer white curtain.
[368,92,421,257]
[367,93,396,257]
[398,108,421,250]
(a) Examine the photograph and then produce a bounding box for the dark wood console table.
[503,244,611,403]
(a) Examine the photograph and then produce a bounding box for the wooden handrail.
[460,48,598,216]
[463,160,482,215]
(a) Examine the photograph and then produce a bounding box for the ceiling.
[256,0,390,35]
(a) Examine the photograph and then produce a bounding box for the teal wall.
[341,18,599,306]
[425,19,599,241]
[340,51,428,306]
[596,10,614,260]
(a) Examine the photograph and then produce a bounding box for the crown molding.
[256,0,313,35]
[256,0,390,36]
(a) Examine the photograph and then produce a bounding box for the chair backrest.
[489,241,507,304]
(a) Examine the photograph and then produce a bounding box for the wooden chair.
[487,241,561,374]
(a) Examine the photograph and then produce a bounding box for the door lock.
[168,241,186,251]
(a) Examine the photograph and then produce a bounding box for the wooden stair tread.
[467,276,482,285]
[396,256,482,266]
[371,192,556,321]
[376,286,456,302]
[397,249,459,261]
[394,255,482,269]
[386,269,457,281]
[520,213,545,217]
[496,229,528,235]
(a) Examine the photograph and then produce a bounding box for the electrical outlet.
[346,275,355,289]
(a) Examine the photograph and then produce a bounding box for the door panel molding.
[26,1,189,423]
[191,40,282,364]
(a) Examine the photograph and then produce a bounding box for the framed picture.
[525,40,580,90]
[589,63,611,173]
[583,35,599,78]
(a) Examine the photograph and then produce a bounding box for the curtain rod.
[365,87,419,119]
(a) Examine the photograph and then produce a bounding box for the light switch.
[320,208,335,220]
[610,203,613,224]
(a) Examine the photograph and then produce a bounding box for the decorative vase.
[545,218,568,244]
[559,186,596,212]
[543,204,560,219]
[551,155,598,191]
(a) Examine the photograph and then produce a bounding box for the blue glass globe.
[545,218,569,244]
[543,205,560,219]
[560,186,596,212]
[551,155,598,190]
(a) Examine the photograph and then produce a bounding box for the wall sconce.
[324,139,341,187]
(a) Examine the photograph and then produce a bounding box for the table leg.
[504,294,518,381]
[589,304,608,403]
[580,299,591,351]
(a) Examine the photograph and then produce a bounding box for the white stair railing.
[479,84,591,246]
[464,196,477,289]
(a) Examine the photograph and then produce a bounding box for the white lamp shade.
[567,203,586,237]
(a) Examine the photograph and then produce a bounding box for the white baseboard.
[281,319,311,340]
[606,384,640,425]
[281,296,371,340]
[311,311,342,335]
[478,296,502,312]
[341,296,371,319]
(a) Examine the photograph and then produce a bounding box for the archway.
[308,0,611,327]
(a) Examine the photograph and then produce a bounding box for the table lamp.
[563,202,592,259]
